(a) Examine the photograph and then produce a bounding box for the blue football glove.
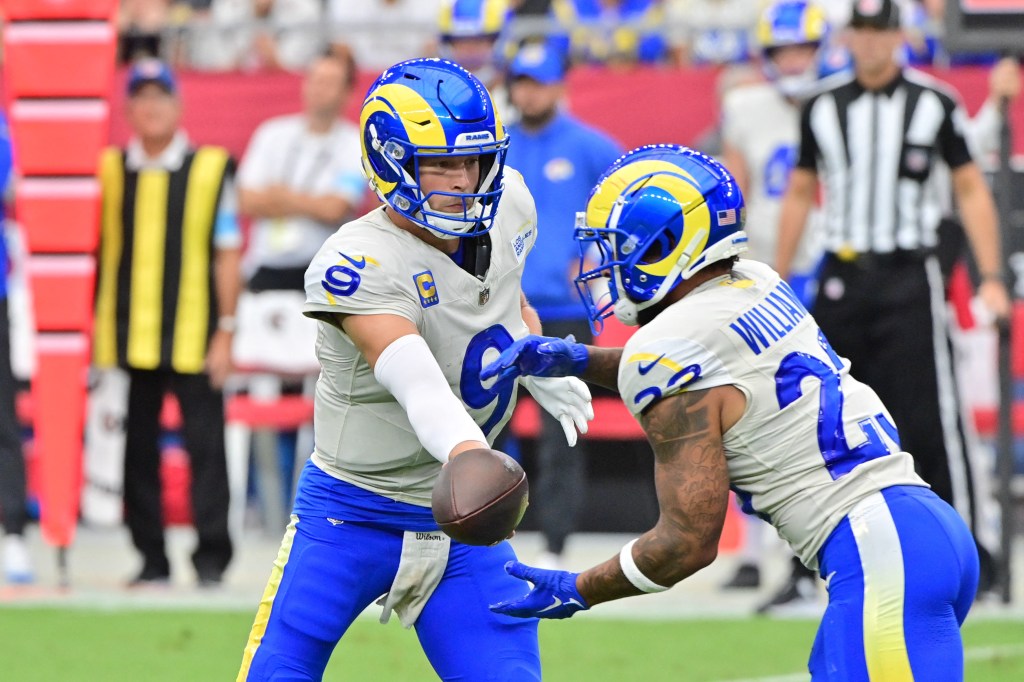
[489,560,590,620]
[480,334,589,387]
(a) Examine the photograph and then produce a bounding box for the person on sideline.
[95,59,240,587]
[775,0,1010,594]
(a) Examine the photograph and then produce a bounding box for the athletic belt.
[825,248,933,270]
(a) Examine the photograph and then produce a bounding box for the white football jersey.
[618,260,926,567]
[721,83,821,272]
[302,169,538,506]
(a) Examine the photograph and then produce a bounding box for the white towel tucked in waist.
[377,530,451,628]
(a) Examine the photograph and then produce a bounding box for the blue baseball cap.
[126,58,178,96]
[508,41,568,84]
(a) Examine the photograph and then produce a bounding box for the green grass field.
[1,608,1022,681]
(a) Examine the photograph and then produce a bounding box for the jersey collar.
[853,69,905,97]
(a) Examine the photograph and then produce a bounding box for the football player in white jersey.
[237,58,593,682]
[722,0,844,301]
[483,145,980,681]
[719,0,843,602]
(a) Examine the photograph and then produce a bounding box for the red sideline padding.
[161,447,192,527]
[26,255,96,332]
[32,333,89,548]
[4,0,118,21]
[15,178,101,253]
[3,23,116,100]
[160,394,315,431]
[9,99,108,176]
[973,405,1024,438]
[104,66,1024,162]
[947,263,976,331]
[1012,301,1024,379]
[226,395,315,430]
[719,494,743,553]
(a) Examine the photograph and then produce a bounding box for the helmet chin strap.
[613,297,640,326]
[419,202,485,240]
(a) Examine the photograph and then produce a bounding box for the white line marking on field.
[714,643,1024,682]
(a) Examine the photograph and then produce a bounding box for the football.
[431,448,529,546]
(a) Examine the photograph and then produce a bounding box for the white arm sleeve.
[373,334,487,464]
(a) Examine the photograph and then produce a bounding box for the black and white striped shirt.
[796,69,974,254]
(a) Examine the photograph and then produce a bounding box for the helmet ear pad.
[362,113,407,187]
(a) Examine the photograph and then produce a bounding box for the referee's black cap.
[849,0,901,30]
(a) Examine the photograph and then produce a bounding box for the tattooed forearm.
[577,389,731,607]
[580,346,622,391]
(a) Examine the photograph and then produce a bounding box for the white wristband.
[619,539,669,594]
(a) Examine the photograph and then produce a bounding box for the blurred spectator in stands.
[234,52,364,509]
[505,39,622,568]
[691,63,762,157]
[119,0,170,63]
[439,0,516,122]
[666,0,758,66]
[190,0,323,71]
[238,51,363,300]
[0,111,33,585]
[968,57,1023,166]
[558,0,667,65]
[328,0,443,72]
[95,60,239,587]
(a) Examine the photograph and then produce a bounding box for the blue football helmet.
[574,145,747,330]
[438,0,511,83]
[360,58,510,239]
[438,0,509,42]
[757,0,831,98]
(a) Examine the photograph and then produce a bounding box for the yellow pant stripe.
[849,492,914,682]
[237,514,299,681]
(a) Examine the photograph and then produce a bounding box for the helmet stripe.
[586,159,697,230]
[364,83,448,149]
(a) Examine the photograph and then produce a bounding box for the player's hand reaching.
[481,334,590,387]
[490,561,589,620]
[520,376,594,447]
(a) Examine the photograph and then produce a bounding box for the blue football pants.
[239,477,540,680]
[809,485,979,681]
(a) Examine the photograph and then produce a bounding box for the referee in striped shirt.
[776,0,1011,592]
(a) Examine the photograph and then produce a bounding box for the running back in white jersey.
[617,259,926,567]
[721,83,821,272]
[302,169,538,506]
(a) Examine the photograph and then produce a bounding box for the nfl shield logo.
[479,287,490,306]
[905,148,928,173]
